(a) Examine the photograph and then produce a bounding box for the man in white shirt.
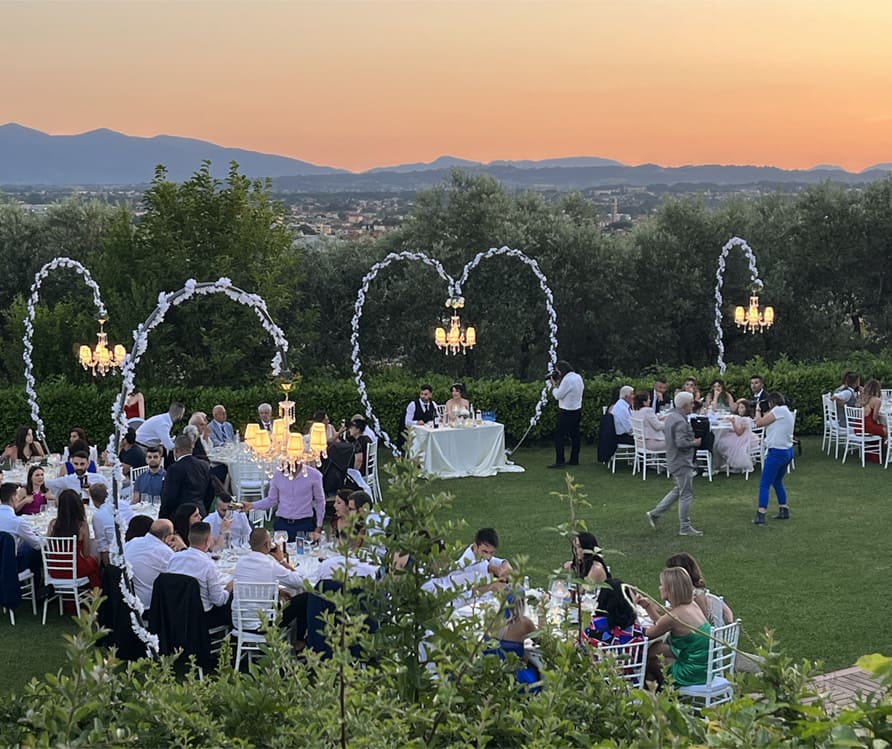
[135,402,185,456]
[166,521,233,627]
[0,482,42,577]
[89,483,132,566]
[204,496,251,549]
[548,360,585,468]
[423,528,510,604]
[124,519,185,608]
[404,384,438,428]
[611,386,635,445]
[45,452,108,501]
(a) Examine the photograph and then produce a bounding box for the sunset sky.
[3,0,891,172]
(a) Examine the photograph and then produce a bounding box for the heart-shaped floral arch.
[350,246,559,454]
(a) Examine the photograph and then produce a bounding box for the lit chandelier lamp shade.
[434,296,477,355]
[78,318,126,376]
[734,294,775,334]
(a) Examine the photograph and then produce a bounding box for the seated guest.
[242,463,325,542]
[563,531,607,581]
[749,374,771,415]
[583,576,642,647]
[633,392,665,450]
[257,403,274,433]
[610,386,635,445]
[347,413,378,445]
[680,377,702,403]
[208,404,235,447]
[187,412,214,456]
[46,489,100,590]
[204,494,251,549]
[857,379,887,463]
[665,552,734,627]
[234,528,307,628]
[20,465,54,516]
[46,450,107,498]
[0,482,42,578]
[425,528,512,603]
[159,434,214,519]
[703,379,735,412]
[117,428,147,477]
[405,383,438,427]
[714,399,756,473]
[347,418,372,474]
[166,521,233,628]
[133,446,165,504]
[444,383,471,424]
[124,514,154,543]
[135,402,185,457]
[59,437,98,477]
[4,425,46,463]
[172,503,202,549]
[312,411,338,444]
[485,588,540,692]
[650,378,671,413]
[637,567,711,687]
[308,547,381,588]
[124,519,184,608]
[90,483,132,566]
[330,489,353,541]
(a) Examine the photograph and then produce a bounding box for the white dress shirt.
[124,534,175,607]
[45,471,108,498]
[404,400,438,428]
[611,398,634,436]
[135,413,174,451]
[551,371,584,411]
[91,502,117,553]
[166,547,230,612]
[234,550,305,592]
[0,504,42,551]
[308,555,380,588]
[204,510,252,547]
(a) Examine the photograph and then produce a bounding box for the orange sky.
[2,0,891,172]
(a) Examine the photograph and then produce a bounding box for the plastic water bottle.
[523,575,531,591]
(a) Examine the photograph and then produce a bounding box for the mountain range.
[1,123,890,189]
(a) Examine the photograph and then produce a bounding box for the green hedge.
[3,354,890,451]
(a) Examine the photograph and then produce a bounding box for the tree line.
[2,163,891,389]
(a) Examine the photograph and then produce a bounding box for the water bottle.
[433,415,440,429]
[523,575,531,591]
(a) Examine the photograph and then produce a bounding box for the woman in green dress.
[636,566,711,687]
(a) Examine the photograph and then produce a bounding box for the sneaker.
[753,511,766,525]
[646,511,657,530]
[774,506,790,520]
[678,527,704,536]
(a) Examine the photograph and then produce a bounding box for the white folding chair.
[704,592,726,629]
[595,637,650,690]
[747,426,764,479]
[231,581,280,669]
[842,406,883,467]
[694,449,713,481]
[364,440,383,503]
[129,465,150,483]
[40,536,93,625]
[435,404,447,420]
[677,620,740,709]
[630,418,666,481]
[821,393,842,457]
[249,509,268,528]
[609,442,636,474]
[232,453,267,504]
[787,409,798,473]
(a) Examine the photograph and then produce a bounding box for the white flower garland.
[350,247,559,454]
[105,278,290,656]
[714,236,765,374]
[22,257,108,448]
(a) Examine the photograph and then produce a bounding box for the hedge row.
[2,354,890,451]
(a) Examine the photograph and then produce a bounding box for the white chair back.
[842,405,883,467]
[364,440,382,503]
[232,581,279,633]
[129,465,150,483]
[435,404,447,420]
[595,637,650,689]
[41,536,79,582]
[677,620,740,708]
[704,592,726,628]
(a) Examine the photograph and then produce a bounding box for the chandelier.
[734,294,775,334]
[242,380,328,479]
[78,318,126,376]
[434,297,477,355]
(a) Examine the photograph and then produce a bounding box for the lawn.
[2,436,890,694]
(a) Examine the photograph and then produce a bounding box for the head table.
[408,421,524,480]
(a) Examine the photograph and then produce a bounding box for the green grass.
[2,436,890,695]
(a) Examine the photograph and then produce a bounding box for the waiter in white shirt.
[548,360,585,468]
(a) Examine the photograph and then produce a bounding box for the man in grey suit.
[208,404,234,446]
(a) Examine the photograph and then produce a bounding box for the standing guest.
[650,378,671,413]
[123,388,146,426]
[133,446,165,505]
[703,379,735,412]
[257,403,274,433]
[645,392,703,536]
[4,426,46,463]
[0,482,42,578]
[46,489,100,589]
[124,518,184,608]
[714,399,756,473]
[750,374,771,415]
[548,360,585,468]
[208,405,235,447]
[857,378,887,463]
[633,392,665,450]
[637,567,711,688]
[753,393,795,524]
[611,386,636,446]
[136,403,185,456]
[204,495,251,549]
[117,428,147,477]
[405,383,438,427]
[166,521,233,628]
[242,464,325,542]
[21,465,54,515]
[124,515,154,543]
[159,434,214,519]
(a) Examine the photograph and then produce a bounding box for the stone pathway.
[811,666,884,710]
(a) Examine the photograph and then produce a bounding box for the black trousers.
[554,408,582,464]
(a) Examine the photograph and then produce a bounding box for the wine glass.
[273,530,288,552]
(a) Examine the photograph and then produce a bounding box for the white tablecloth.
[409,422,524,479]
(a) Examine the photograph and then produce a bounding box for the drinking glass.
[273,530,288,551]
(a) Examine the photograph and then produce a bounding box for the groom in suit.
[404,384,438,427]
[209,404,235,446]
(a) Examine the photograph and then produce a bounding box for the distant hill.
[367,155,481,173]
[863,163,892,172]
[0,123,346,184]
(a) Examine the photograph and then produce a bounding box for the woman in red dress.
[46,489,101,591]
[858,379,887,463]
